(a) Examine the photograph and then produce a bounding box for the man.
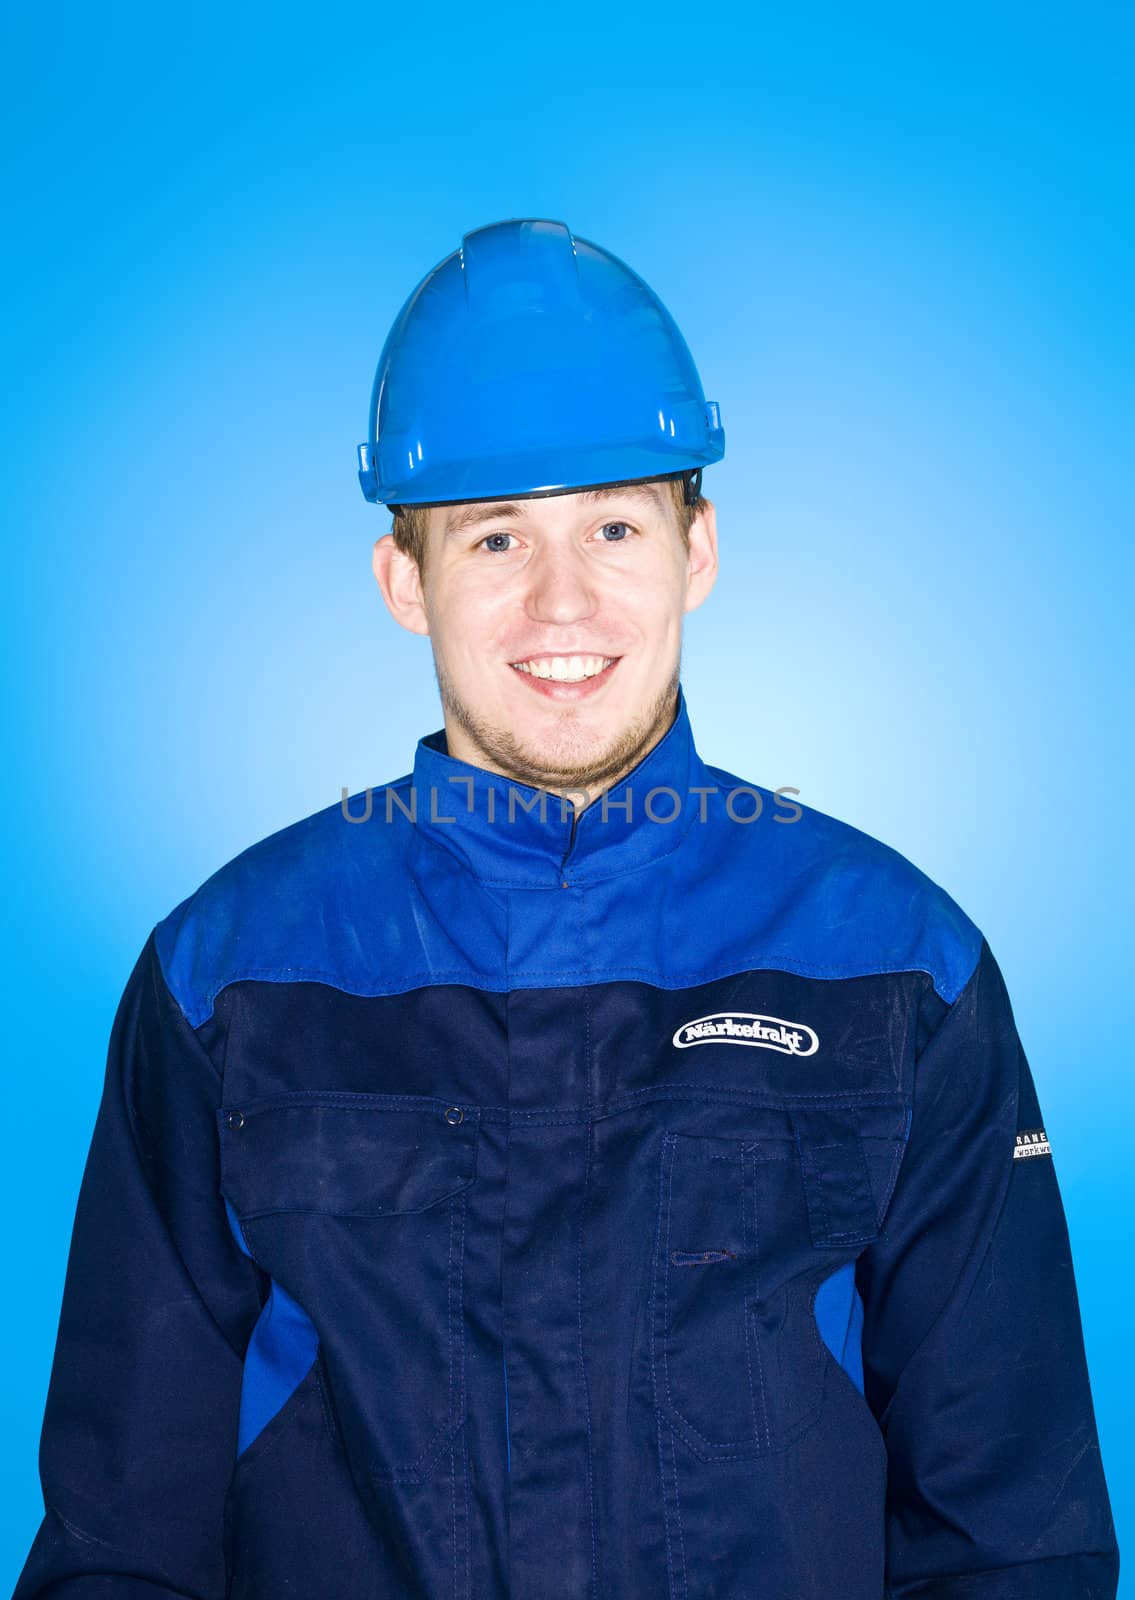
[15,219,1119,1599]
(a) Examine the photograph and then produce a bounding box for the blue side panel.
[224,1197,320,1455]
[841,1272,865,1394]
[813,1260,865,1396]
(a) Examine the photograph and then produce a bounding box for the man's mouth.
[509,654,618,683]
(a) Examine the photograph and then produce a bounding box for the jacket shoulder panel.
[153,777,416,1027]
[696,764,983,1005]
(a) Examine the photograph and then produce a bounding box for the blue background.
[3,1,1131,1587]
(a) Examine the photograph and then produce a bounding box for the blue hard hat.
[357,218,724,509]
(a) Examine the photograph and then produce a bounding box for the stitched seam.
[313,1346,339,1450]
[184,956,953,1026]
[667,1407,688,1600]
[218,1090,482,1116]
[743,1142,771,1449]
[449,1189,459,1600]
[838,1272,858,1369]
[578,992,600,1600]
[651,1136,681,1600]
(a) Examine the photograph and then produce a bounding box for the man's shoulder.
[152,773,415,1029]
[700,759,984,1006]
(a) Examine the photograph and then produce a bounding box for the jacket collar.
[409,683,708,887]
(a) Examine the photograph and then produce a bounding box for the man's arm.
[856,936,1120,1598]
[13,931,264,1599]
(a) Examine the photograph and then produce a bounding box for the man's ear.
[372,533,430,637]
[683,497,718,614]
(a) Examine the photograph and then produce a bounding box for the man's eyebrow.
[579,483,665,512]
[445,482,665,538]
[445,502,526,536]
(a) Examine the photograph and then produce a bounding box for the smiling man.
[15,219,1119,1600]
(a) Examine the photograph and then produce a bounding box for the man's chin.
[438,666,678,795]
[492,733,625,796]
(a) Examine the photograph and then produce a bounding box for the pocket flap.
[218,1092,480,1220]
[786,1102,878,1248]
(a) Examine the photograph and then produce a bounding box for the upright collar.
[408,684,710,887]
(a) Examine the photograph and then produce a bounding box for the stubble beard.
[434,658,682,800]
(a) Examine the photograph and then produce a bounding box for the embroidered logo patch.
[672,1012,819,1056]
[1013,1128,1052,1159]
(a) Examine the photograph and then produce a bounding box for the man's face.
[373,480,717,797]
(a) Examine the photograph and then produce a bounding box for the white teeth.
[511,654,613,682]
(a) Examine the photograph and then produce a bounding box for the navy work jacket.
[15,687,1119,1599]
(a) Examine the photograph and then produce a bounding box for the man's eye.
[598,522,632,542]
[478,531,517,553]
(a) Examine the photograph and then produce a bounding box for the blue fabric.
[155,685,983,1028]
[223,1198,320,1456]
[813,1261,865,1396]
[14,686,1119,1599]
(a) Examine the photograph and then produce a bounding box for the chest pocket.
[219,1091,479,1483]
[651,1101,887,1461]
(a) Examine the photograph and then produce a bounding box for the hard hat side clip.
[357,443,380,503]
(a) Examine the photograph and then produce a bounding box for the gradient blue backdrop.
[3,1,1131,1589]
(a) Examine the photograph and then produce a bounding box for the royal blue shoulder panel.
[155,684,983,1029]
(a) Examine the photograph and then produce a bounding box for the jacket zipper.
[559,804,580,884]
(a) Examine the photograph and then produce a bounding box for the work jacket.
[14,686,1120,1599]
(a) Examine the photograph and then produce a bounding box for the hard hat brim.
[359,432,723,510]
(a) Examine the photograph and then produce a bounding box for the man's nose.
[522,543,600,625]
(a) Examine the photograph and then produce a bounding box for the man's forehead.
[443,481,667,537]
